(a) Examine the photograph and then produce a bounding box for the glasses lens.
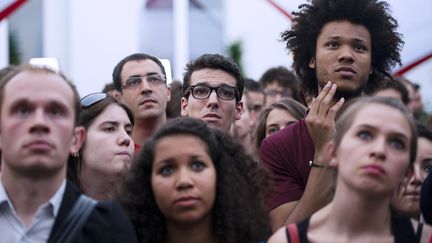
[146,74,165,84]
[123,77,142,89]
[192,86,211,99]
[217,86,236,100]
[80,93,108,108]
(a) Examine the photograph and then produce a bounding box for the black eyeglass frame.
[186,84,239,101]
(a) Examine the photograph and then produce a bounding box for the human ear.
[70,126,85,155]
[327,141,338,168]
[166,85,171,102]
[234,101,243,120]
[180,97,189,117]
[309,57,316,69]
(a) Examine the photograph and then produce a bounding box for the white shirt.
[0,180,66,243]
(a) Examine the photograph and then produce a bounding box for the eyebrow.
[128,72,159,78]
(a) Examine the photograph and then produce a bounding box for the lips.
[24,140,54,152]
[174,196,200,207]
[362,164,386,176]
[116,151,132,159]
[335,66,357,76]
[202,113,222,121]
[139,98,157,105]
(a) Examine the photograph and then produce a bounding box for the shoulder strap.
[51,194,97,243]
[285,223,300,243]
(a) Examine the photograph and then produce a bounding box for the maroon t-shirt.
[260,117,314,211]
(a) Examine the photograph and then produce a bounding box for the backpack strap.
[285,223,300,243]
[50,194,97,243]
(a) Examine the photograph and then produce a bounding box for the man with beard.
[259,0,404,230]
[113,53,171,150]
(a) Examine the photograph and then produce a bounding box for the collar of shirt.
[0,179,66,218]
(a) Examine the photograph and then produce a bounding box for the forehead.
[348,104,411,139]
[90,104,131,126]
[190,68,236,87]
[121,59,162,78]
[3,70,74,108]
[318,20,371,45]
[267,108,296,124]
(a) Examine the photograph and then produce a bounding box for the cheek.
[151,177,174,210]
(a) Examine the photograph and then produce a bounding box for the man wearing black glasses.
[112,53,171,150]
[181,54,244,131]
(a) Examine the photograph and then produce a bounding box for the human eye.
[146,75,162,84]
[47,104,66,117]
[357,130,372,141]
[15,104,31,115]
[266,126,279,135]
[325,40,339,49]
[422,159,432,174]
[191,161,206,172]
[158,165,175,176]
[102,125,116,133]
[388,137,406,151]
[218,86,236,99]
[125,126,133,136]
[125,77,141,87]
[193,86,210,97]
[353,43,368,53]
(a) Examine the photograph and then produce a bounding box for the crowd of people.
[0,0,432,242]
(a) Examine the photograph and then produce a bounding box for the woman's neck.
[80,168,116,200]
[310,182,393,241]
[166,217,216,243]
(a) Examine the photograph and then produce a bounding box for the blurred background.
[1,0,431,110]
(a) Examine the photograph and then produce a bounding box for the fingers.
[327,97,345,120]
[309,81,333,115]
[317,82,337,116]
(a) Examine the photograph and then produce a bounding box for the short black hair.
[112,53,166,91]
[244,78,263,93]
[282,0,403,96]
[182,54,244,103]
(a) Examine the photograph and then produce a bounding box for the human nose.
[29,109,50,134]
[175,168,193,190]
[140,77,152,93]
[338,45,354,63]
[206,89,219,108]
[118,129,131,147]
[409,164,423,185]
[370,137,386,161]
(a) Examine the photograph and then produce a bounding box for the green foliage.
[8,32,21,65]
[226,40,245,76]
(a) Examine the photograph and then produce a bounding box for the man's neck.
[1,166,65,227]
[132,115,167,146]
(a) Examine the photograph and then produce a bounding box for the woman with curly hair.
[269,96,418,242]
[119,117,271,243]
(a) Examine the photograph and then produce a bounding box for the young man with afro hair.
[259,0,404,230]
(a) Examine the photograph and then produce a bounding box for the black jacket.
[47,181,138,243]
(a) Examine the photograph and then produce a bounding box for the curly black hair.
[281,0,404,97]
[118,117,271,242]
